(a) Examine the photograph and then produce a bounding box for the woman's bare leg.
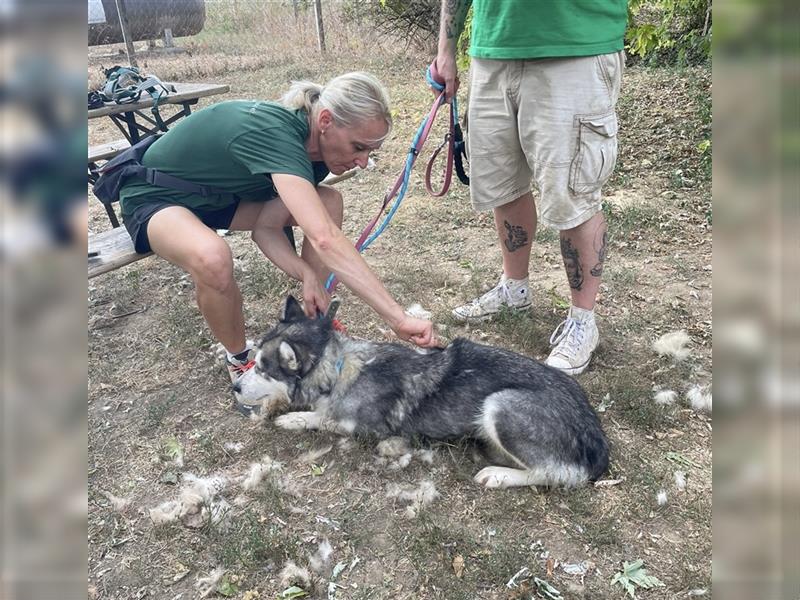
[147,206,246,353]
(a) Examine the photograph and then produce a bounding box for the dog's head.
[253,295,339,402]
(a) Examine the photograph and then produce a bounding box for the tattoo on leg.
[560,236,583,290]
[590,230,608,277]
[503,220,529,252]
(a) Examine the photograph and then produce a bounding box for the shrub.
[626,0,712,65]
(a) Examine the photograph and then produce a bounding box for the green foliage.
[456,7,473,72]
[216,573,239,597]
[626,0,712,65]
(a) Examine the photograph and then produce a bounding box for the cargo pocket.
[569,112,619,195]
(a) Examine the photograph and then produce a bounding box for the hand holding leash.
[430,56,459,101]
[424,60,470,195]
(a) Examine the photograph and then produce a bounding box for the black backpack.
[92,135,237,206]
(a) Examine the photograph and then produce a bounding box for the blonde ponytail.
[280,81,324,113]
[281,72,392,137]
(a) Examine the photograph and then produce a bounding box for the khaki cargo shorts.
[467,51,624,230]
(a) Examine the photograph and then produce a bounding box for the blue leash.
[324,65,458,292]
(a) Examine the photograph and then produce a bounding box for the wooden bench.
[89,226,151,279]
[88,161,373,279]
[89,139,130,164]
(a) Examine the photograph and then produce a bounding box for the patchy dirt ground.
[88,35,712,600]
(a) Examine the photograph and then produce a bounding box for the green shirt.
[469,0,628,59]
[120,100,329,217]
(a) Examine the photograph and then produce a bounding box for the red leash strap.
[424,104,455,197]
[424,59,457,197]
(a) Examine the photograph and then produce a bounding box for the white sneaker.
[545,306,599,376]
[452,275,531,322]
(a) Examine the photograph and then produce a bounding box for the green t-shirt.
[469,0,627,59]
[120,100,329,217]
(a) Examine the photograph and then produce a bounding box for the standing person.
[118,72,437,408]
[435,0,627,375]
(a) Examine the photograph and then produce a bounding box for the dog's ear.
[326,299,340,321]
[281,295,306,322]
[278,341,299,372]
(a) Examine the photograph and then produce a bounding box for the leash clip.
[430,132,450,157]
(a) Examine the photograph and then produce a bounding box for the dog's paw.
[376,436,411,458]
[274,412,320,431]
[474,466,533,489]
[474,467,509,489]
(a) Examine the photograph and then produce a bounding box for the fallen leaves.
[665,451,702,469]
[452,554,464,578]
[611,560,665,598]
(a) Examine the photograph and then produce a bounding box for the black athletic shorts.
[123,200,241,254]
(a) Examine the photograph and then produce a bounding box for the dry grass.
[88,6,711,599]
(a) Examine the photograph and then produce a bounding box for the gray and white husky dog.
[249,296,609,489]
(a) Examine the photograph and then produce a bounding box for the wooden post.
[313,0,326,54]
[163,27,174,48]
[114,0,138,68]
[701,2,712,36]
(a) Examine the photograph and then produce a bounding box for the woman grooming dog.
[253,296,609,489]
[117,73,437,401]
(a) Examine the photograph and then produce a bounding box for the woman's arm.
[251,225,329,316]
[272,173,436,347]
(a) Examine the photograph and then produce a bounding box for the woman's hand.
[301,269,330,317]
[272,175,438,340]
[390,313,438,348]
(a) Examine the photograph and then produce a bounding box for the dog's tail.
[478,390,609,487]
[531,427,609,486]
[583,430,610,482]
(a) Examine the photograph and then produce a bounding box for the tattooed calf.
[503,220,529,253]
[590,230,608,278]
[560,236,584,290]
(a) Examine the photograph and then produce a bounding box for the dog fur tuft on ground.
[653,330,692,361]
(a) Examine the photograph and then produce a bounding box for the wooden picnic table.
[88,81,230,144]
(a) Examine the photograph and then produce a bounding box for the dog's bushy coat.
[255,296,609,488]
